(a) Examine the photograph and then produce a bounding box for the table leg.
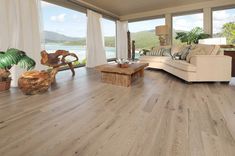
[140,69,144,77]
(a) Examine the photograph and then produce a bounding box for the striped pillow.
[147,48,164,56]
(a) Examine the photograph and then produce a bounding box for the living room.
[0,0,235,156]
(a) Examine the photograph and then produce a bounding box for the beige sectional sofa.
[140,44,232,82]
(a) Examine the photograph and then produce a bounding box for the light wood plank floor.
[0,67,235,156]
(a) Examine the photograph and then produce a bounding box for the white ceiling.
[82,0,215,16]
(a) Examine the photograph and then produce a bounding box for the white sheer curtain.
[86,10,107,68]
[117,21,128,59]
[0,0,43,87]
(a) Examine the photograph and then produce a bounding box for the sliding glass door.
[41,1,87,65]
[102,18,117,60]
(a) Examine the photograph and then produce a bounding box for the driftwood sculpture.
[127,31,131,60]
[18,69,58,95]
[41,50,78,76]
[132,40,136,61]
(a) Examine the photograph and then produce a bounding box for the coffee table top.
[95,63,149,75]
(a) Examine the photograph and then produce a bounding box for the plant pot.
[0,78,11,92]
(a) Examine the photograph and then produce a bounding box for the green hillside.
[45,30,160,49]
[62,37,115,47]
[45,30,159,48]
[104,36,116,47]
[131,30,159,49]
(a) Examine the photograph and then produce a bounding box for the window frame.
[41,0,118,64]
[211,6,235,39]
[172,11,204,45]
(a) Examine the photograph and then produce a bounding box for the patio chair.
[41,50,79,76]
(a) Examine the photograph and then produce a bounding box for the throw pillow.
[172,52,182,60]
[171,45,184,55]
[211,45,220,55]
[186,44,216,62]
[162,48,172,57]
[172,46,191,60]
[147,48,164,56]
[180,46,191,60]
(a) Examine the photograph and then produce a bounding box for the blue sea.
[44,44,116,61]
[44,43,140,61]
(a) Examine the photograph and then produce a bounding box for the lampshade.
[155,25,169,35]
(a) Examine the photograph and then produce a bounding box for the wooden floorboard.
[0,67,235,156]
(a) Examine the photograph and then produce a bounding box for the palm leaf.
[17,56,36,70]
[175,27,210,45]
[0,52,5,69]
[5,48,23,64]
[0,48,36,70]
[0,48,23,68]
[175,32,188,43]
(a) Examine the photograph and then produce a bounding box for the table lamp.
[155,25,169,46]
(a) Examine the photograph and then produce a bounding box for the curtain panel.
[86,10,107,68]
[117,21,128,59]
[0,0,44,87]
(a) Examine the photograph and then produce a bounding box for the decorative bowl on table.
[116,58,130,68]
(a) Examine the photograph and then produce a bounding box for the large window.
[128,18,165,51]
[41,1,87,64]
[172,13,203,45]
[213,8,235,45]
[102,19,116,59]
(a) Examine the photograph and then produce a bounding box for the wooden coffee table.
[95,63,149,87]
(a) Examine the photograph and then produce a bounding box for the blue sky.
[41,1,115,37]
[213,8,235,33]
[128,18,165,32]
[41,1,235,37]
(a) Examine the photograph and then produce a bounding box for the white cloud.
[173,19,195,31]
[50,14,66,22]
[129,19,165,32]
[213,10,230,21]
[173,14,203,31]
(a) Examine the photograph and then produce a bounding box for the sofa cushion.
[186,44,219,62]
[172,52,181,60]
[180,46,191,60]
[162,48,172,56]
[165,60,197,72]
[171,44,185,54]
[172,45,191,60]
[140,56,171,63]
[211,45,220,55]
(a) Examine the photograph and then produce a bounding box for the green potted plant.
[175,27,211,45]
[0,48,36,91]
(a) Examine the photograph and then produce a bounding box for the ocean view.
[44,44,140,61]
[44,44,117,61]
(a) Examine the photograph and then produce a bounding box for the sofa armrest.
[190,55,232,81]
[190,55,231,66]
